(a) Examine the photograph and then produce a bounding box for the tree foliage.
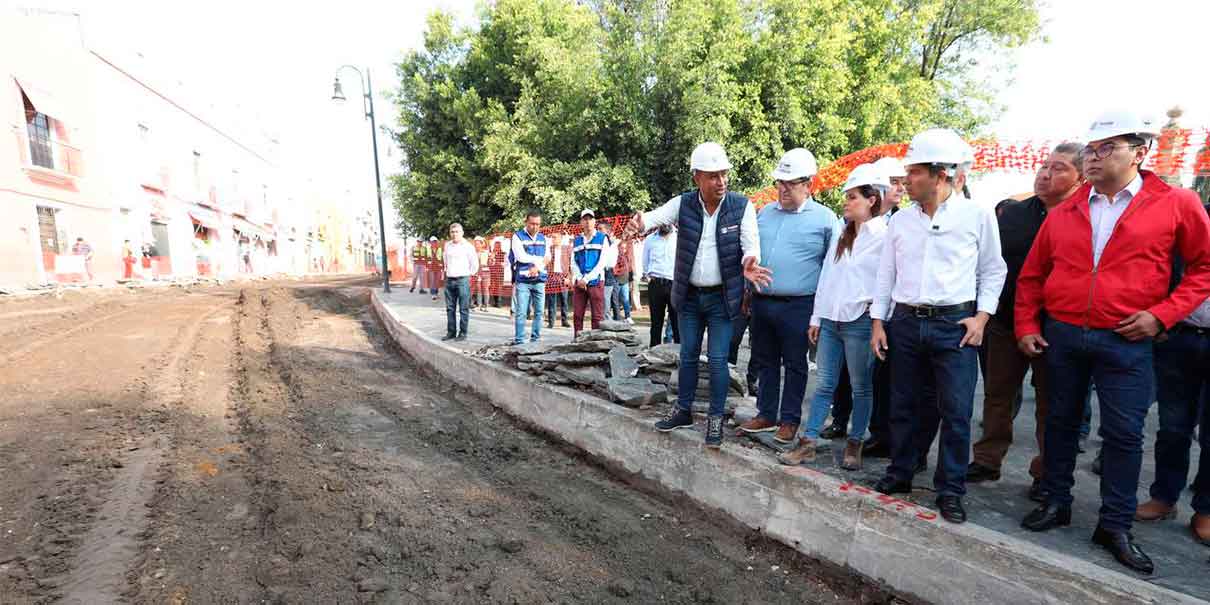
[389,0,1041,237]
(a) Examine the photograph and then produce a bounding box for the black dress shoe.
[966,462,1001,483]
[861,438,891,458]
[455,334,468,341]
[1092,525,1154,575]
[1027,479,1049,503]
[441,334,456,341]
[874,476,912,495]
[936,495,966,524]
[1021,503,1072,531]
[820,423,847,440]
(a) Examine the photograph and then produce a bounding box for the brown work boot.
[841,439,863,471]
[1192,513,1210,545]
[738,416,776,433]
[1134,499,1177,522]
[777,438,816,466]
[774,423,799,444]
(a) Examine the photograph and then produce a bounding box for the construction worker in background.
[1016,110,1210,574]
[737,148,838,446]
[473,236,490,310]
[869,128,1007,525]
[428,235,443,300]
[625,142,771,449]
[571,209,609,336]
[410,237,428,293]
[511,210,548,344]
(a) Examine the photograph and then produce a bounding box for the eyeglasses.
[1079,142,1140,161]
[774,178,810,188]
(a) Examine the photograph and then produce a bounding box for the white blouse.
[810,217,887,326]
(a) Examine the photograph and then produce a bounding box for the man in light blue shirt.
[642,225,677,347]
[737,148,840,444]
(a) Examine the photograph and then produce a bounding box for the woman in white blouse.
[780,163,890,471]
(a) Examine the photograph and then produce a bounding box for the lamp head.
[331,77,347,104]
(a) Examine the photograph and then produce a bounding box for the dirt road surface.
[0,278,901,604]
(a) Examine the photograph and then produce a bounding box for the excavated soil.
[0,278,902,604]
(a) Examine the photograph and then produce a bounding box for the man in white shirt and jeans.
[625,142,771,448]
[869,128,1007,524]
[442,223,480,341]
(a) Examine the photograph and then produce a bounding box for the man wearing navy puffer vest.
[625,142,772,448]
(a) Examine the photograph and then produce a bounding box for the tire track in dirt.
[54,299,229,604]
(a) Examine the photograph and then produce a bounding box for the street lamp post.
[331,65,391,293]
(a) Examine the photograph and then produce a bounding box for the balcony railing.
[13,126,83,179]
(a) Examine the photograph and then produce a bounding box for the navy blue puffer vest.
[671,190,748,319]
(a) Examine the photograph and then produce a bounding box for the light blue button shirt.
[756,199,839,296]
[643,231,676,279]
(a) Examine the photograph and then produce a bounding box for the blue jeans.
[750,295,813,426]
[513,281,546,342]
[886,306,978,497]
[676,288,734,416]
[803,315,875,442]
[1042,318,1154,532]
[614,279,632,319]
[443,276,470,337]
[1149,328,1210,513]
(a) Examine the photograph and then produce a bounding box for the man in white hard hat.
[1016,111,1210,574]
[571,209,609,336]
[624,142,771,449]
[869,128,1007,525]
[735,148,839,445]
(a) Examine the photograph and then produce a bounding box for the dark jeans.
[647,277,678,347]
[751,295,813,426]
[444,276,470,337]
[728,312,759,386]
[676,288,734,416]
[1042,318,1154,533]
[546,289,570,323]
[1150,327,1210,513]
[886,306,978,497]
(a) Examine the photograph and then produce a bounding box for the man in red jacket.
[1015,110,1210,575]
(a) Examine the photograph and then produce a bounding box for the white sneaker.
[626,317,635,325]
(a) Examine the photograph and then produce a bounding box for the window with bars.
[23,92,53,169]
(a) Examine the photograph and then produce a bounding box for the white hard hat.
[428,236,438,241]
[1086,109,1160,143]
[580,208,596,219]
[872,156,906,179]
[842,163,890,193]
[689,142,733,172]
[902,128,973,168]
[770,148,818,181]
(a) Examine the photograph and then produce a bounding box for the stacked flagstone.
[477,319,748,416]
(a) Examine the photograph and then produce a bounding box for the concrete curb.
[372,291,1204,605]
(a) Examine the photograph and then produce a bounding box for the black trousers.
[647,277,678,347]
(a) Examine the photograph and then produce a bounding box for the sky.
[10,0,1210,229]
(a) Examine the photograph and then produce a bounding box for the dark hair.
[834,185,884,261]
[525,209,542,220]
[1052,141,1084,175]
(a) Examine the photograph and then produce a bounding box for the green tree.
[390,0,1042,236]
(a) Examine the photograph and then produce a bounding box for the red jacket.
[1015,170,1210,338]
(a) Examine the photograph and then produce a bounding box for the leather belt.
[900,301,975,318]
[754,293,813,303]
[691,284,724,293]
